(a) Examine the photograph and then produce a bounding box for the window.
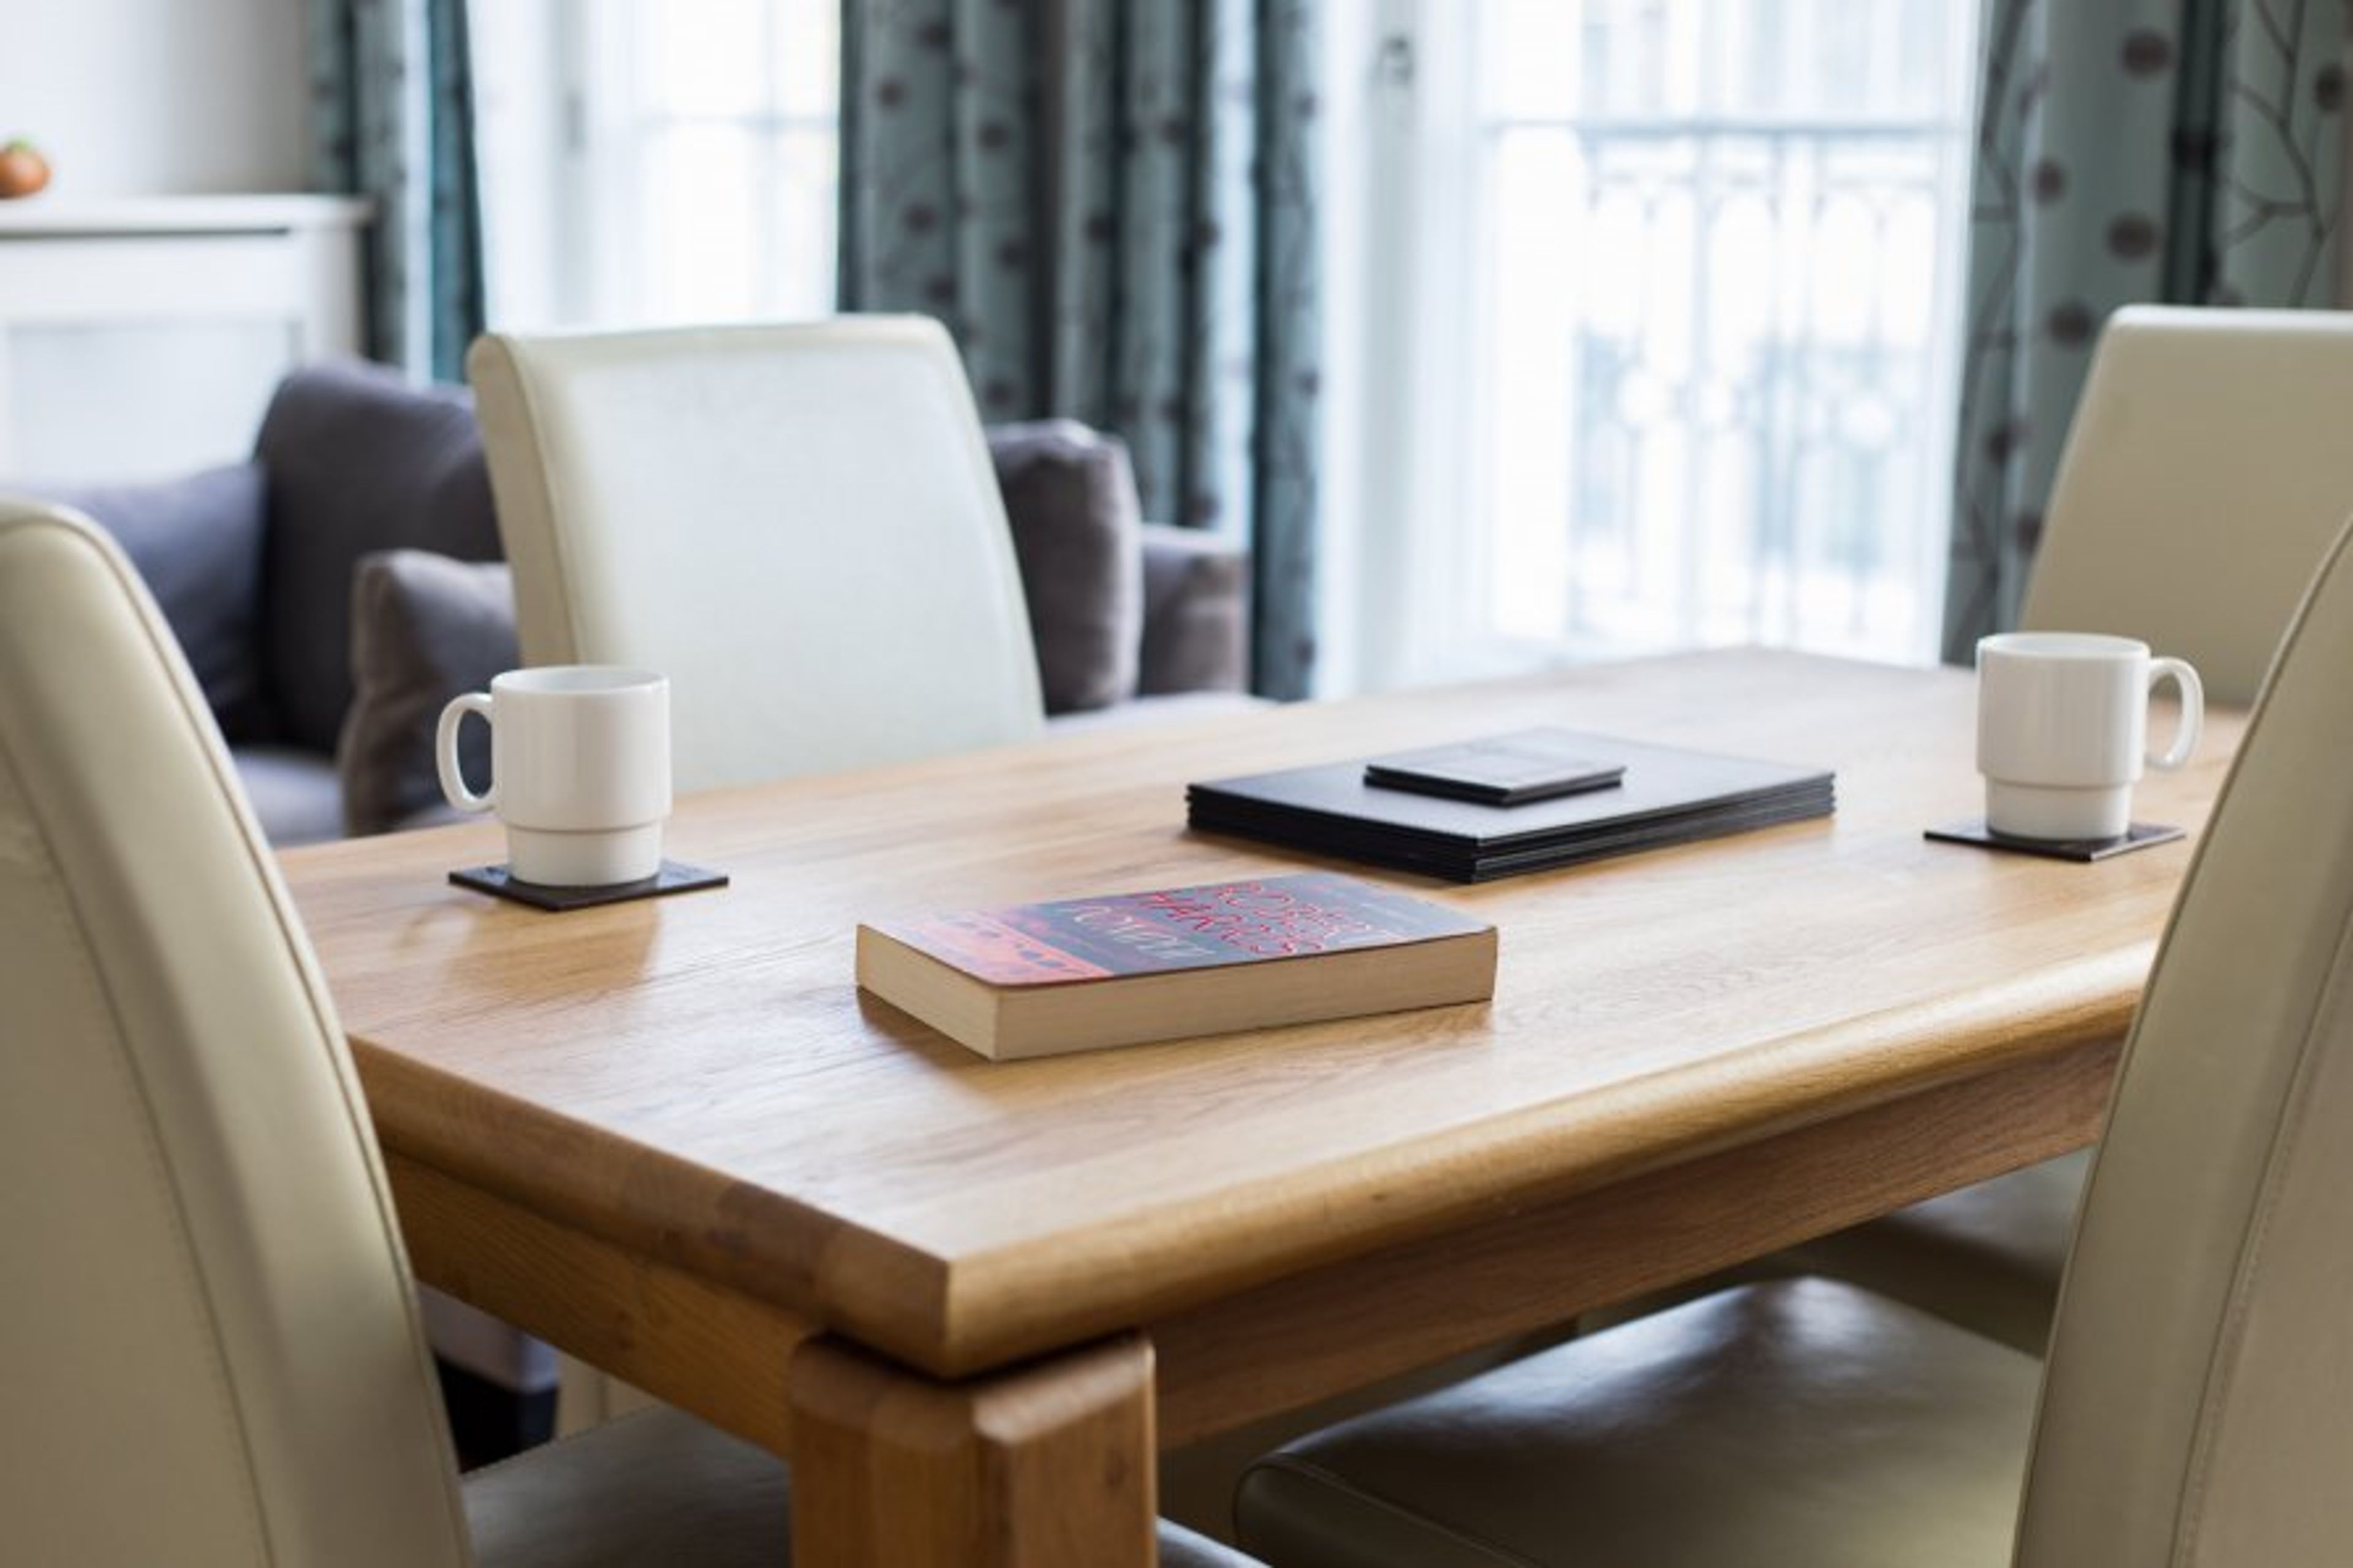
[474,0,840,331]
[1323,0,1978,692]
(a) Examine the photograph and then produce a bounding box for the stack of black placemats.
[1187,730,1835,883]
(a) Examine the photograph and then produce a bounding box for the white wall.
[0,0,310,195]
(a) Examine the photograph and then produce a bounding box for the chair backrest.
[469,317,1045,793]
[0,504,469,1566]
[2020,305,2353,704]
[2016,510,2353,1566]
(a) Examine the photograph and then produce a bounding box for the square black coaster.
[449,859,730,911]
[1924,817,2184,863]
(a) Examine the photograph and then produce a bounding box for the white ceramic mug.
[436,667,672,886]
[1976,632,2203,841]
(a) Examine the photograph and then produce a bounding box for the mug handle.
[2146,657,2203,771]
[436,692,498,812]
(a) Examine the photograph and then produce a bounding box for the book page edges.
[856,924,1009,1059]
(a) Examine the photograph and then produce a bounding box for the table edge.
[362,941,2153,1376]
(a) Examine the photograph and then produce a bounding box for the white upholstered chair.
[1234,507,2353,1565]
[1786,304,2353,1355]
[469,316,1051,1434]
[0,501,1254,1568]
[2019,305,2353,703]
[468,316,1045,794]
[0,500,787,1564]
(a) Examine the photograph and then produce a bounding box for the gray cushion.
[338,550,518,837]
[12,465,271,740]
[1139,523,1249,696]
[464,1404,1263,1567]
[464,1406,787,1568]
[230,744,345,847]
[989,420,1144,714]
[1237,1279,2037,1568]
[255,361,504,754]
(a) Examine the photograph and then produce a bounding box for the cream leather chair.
[1233,510,2353,1565]
[1787,305,2353,1355]
[0,502,1252,1568]
[470,316,1050,1433]
[2020,305,2353,701]
[468,316,1045,794]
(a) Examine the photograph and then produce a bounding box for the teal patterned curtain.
[841,0,1322,699]
[309,0,487,382]
[1945,0,2347,657]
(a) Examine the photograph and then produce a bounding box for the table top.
[281,650,2240,1377]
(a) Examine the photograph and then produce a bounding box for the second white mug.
[1977,632,2202,842]
[436,666,672,886]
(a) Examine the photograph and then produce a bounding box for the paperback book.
[857,871,1498,1060]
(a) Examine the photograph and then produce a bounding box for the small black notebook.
[1366,729,1626,806]
[1189,732,1833,882]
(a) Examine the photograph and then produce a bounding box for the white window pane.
[1711,0,1770,114]
[1486,132,1578,638]
[1485,0,1579,118]
[648,0,768,118]
[768,129,840,319]
[476,0,843,330]
[1461,0,1973,668]
[773,0,841,117]
[642,124,762,322]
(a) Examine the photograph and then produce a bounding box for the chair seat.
[1781,1151,2088,1354]
[466,1405,1260,1567]
[1235,1279,2038,1568]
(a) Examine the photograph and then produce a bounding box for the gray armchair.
[9,360,1255,850]
[7,364,502,844]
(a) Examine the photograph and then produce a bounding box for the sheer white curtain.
[1319,0,1979,695]
[471,0,839,332]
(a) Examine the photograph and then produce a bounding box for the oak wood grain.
[284,651,2239,1379]
[1153,1031,2123,1443]
[788,1333,1155,1567]
[387,1153,814,1455]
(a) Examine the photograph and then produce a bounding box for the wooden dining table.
[278,648,2240,1566]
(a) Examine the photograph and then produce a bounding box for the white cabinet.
[0,196,371,482]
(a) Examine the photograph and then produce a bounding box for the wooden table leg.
[788,1330,1157,1567]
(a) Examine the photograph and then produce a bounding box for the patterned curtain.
[309,0,487,382]
[841,0,1322,699]
[1944,1,2348,658]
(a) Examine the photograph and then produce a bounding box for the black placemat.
[1924,818,2184,863]
[449,860,729,910]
